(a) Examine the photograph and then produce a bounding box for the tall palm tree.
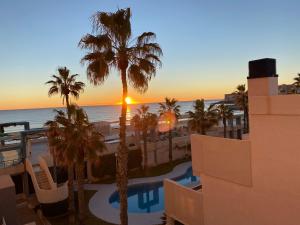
[293,73,300,93]
[46,105,105,224]
[79,8,162,225]
[188,99,218,135]
[45,67,85,223]
[234,84,248,133]
[215,104,233,138]
[131,105,157,171]
[159,97,180,163]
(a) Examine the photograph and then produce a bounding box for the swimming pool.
[109,167,199,213]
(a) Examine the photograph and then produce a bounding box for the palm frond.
[128,64,149,93]
[78,34,112,51]
[137,32,156,46]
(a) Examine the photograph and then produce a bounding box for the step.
[35,171,51,190]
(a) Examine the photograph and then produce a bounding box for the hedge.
[91,149,142,178]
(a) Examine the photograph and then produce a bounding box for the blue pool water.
[109,167,200,213]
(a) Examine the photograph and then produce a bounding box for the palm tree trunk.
[67,164,75,224]
[168,129,172,162]
[53,157,57,183]
[153,130,158,165]
[117,68,128,225]
[66,95,71,119]
[65,96,75,224]
[223,117,227,138]
[143,132,148,172]
[76,160,85,224]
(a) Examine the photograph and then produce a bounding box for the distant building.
[278,84,299,94]
[224,84,299,102]
[224,93,236,102]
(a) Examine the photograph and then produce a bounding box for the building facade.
[164,58,300,225]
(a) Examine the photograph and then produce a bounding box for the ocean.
[0,100,219,133]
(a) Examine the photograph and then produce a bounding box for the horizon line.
[0,98,222,111]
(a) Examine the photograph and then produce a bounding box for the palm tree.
[46,105,105,224]
[159,97,180,163]
[148,113,158,165]
[234,84,248,133]
[46,67,85,118]
[131,105,157,171]
[215,104,233,138]
[293,73,300,93]
[45,67,85,223]
[79,8,162,224]
[188,99,218,135]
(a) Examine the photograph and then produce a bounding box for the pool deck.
[86,161,192,225]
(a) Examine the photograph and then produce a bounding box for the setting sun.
[125,96,133,104]
[116,96,136,105]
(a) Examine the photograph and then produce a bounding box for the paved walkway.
[86,161,192,225]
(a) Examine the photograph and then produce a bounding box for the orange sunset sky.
[0,0,299,110]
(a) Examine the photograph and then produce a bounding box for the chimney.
[247,58,278,96]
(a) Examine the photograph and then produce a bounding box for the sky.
[0,0,300,110]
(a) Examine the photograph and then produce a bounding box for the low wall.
[164,179,204,225]
[0,175,19,225]
[191,135,252,186]
[249,94,300,115]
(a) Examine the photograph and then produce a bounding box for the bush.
[91,149,142,178]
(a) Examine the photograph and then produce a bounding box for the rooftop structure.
[164,58,300,225]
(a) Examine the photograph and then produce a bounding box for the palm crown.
[188,99,218,134]
[293,73,300,89]
[45,105,105,165]
[234,84,247,110]
[131,105,157,132]
[79,8,162,93]
[45,67,85,106]
[234,84,249,133]
[215,103,233,120]
[159,97,181,119]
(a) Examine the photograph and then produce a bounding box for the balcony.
[191,134,252,186]
[164,179,204,225]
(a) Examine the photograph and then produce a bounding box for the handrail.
[0,144,21,152]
